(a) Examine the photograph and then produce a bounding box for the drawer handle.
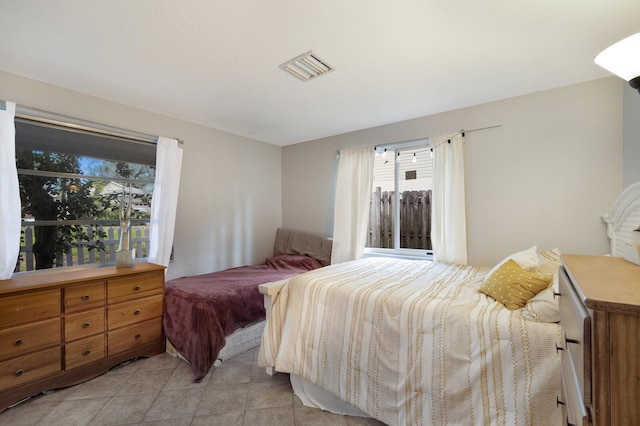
[553,291,561,299]
[82,294,90,301]
[556,396,565,407]
[83,349,91,356]
[135,333,142,339]
[14,369,24,377]
[134,309,141,315]
[555,343,564,353]
[82,322,91,329]
[565,337,580,345]
[14,338,23,346]
[134,285,141,291]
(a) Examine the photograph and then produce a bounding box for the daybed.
[164,228,332,381]
[259,247,564,426]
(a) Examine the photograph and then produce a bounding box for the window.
[15,118,156,272]
[366,140,432,258]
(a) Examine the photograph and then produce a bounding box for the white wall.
[2,70,624,272]
[0,70,282,280]
[623,83,640,188]
[282,78,623,266]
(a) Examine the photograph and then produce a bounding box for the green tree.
[17,150,106,270]
[88,160,154,221]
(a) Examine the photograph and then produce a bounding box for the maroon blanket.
[163,254,323,381]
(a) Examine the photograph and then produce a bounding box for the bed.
[601,181,640,257]
[163,227,332,381]
[258,247,564,426]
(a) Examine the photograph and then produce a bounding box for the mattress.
[166,320,265,365]
[164,254,323,380]
[259,257,562,426]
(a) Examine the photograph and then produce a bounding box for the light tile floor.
[0,348,386,426]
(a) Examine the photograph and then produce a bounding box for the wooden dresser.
[0,262,165,412]
[559,255,640,426]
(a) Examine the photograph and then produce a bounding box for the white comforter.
[259,257,562,426]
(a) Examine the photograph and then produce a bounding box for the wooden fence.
[17,224,150,272]
[367,188,432,250]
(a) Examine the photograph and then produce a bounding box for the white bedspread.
[259,257,562,426]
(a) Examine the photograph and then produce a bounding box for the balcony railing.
[17,222,150,272]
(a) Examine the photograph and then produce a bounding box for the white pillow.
[535,247,562,291]
[537,247,561,267]
[520,285,560,323]
[484,246,539,284]
[521,247,562,322]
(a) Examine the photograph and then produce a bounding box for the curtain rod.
[2,101,184,146]
[374,124,501,152]
[428,124,502,150]
[455,124,501,137]
[374,137,429,153]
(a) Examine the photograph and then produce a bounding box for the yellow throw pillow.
[479,259,552,310]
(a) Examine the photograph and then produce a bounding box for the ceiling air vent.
[279,51,334,82]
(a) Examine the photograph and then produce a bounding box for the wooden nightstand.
[559,255,640,426]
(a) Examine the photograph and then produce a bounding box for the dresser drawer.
[0,289,61,327]
[107,271,163,304]
[64,280,105,313]
[65,334,105,370]
[0,347,61,392]
[0,318,61,361]
[561,351,590,426]
[64,308,105,341]
[559,268,592,405]
[107,319,163,356]
[107,294,163,330]
[0,262,165,412]
[559,372,569,424]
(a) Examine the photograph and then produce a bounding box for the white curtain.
[0,102,20,279]
[431,133,467,264]
[331,146,374,264]
[148,137,183,267]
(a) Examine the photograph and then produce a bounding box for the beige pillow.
[521,287,560,322]
[537,247,561,265]
[535,247,562,291]
[480,259,552,310]
[520,247,562,322]
[536,260,561,277]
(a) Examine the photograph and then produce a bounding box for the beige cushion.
[273,227,333,266]
[480,259,552,310]
[537,247,562,265]
[520,247,562,322]
[536,247,562,291]
[521,287,560,322]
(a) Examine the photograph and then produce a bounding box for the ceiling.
[1,1,639,146]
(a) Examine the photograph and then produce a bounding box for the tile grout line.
[86,367,134,425]
[3,348,385,426]
[188,366,208,426]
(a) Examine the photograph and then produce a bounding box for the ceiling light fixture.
[280,51,334,82]
[595,32,640,94]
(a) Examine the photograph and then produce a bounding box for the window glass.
[397,146,432,249]
[15,120,155,272]
[367,143,432,253]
